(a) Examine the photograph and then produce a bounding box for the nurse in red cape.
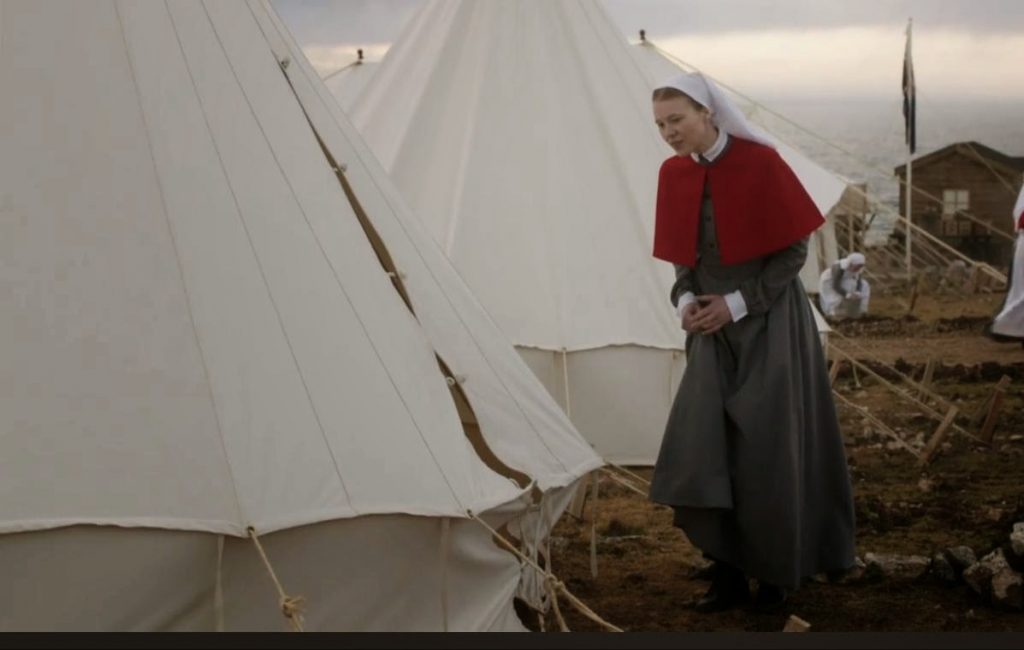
[646,71,856,614]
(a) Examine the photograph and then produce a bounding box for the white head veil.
[655,72,775,149]
[839,252,866,272]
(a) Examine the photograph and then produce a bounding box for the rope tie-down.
[247,527,306,632]
[470,512,623,632]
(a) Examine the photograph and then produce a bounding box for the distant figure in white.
[987,184,1024,344]
[819,252,870,319]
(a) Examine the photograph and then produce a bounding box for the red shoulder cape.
[653,137,824,267]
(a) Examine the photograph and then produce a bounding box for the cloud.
[604,0,1024,38]
[272,0,417,45]
[654,26,1024,101]
[275,0,1024,42]
[272,1,1024,100]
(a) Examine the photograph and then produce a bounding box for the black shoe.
[694,564,750,613]
[753,582,788,611]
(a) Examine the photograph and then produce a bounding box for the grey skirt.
[649,280,856,588]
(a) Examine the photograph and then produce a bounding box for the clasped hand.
[681,294,731,334]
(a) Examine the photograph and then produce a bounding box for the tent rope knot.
[247,527,306,632]
[279,595,306,630]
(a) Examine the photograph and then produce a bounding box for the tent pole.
[440,517,450,632]
[560,348,572,418]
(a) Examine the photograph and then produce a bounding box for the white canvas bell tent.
[0,0,601,631]
[323,57,379,113]
[331,0,840,464]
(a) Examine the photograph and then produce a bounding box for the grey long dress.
[648,173,856,590]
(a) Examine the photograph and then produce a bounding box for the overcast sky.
[273,0,1024,101]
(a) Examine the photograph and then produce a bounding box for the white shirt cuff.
[724,290,748,322]
[675,291,697,319]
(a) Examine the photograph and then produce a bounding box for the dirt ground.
[531,292,1024,632]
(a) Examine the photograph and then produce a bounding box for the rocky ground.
[527,293,1024,632]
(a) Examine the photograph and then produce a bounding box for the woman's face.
[653,96,715,157]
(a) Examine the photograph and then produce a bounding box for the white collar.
[691,128,728,163]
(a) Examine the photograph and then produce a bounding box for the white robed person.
[819,252,870,319]
[987,184,1024,345]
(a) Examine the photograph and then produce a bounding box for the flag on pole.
[902,19,916,154]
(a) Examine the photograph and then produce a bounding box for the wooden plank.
[831,336,953,409]
[920,406,960,466]
[978,375,1012,444]
[828,342,972,439]
[832,389,922,461]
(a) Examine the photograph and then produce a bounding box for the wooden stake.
[919,358,935,399]
[783,615,811,632]
[920,406,959,466]
[920,358,935,387]
[978,375,1012,445]
[829,359,842,387]
[970,392,995,428]
[906,272,922,315]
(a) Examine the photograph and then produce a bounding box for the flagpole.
[906,142,912,279]
[904,18,914,281]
